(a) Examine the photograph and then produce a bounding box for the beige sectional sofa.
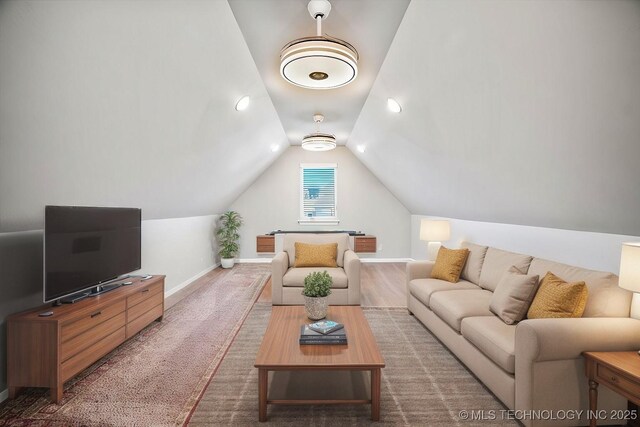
[407,242,640,427]
[271,233,361,305]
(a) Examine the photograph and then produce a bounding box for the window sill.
[298,219,340,226]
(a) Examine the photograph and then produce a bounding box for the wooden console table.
[583,351,640,427]
[7,275,165,402]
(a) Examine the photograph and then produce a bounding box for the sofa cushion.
[431,246,470,283]
[294,242,338,268]
[283,267,348,289]
[490,266,540,324]
[429,289,494,332]
[461,316,516,374]
[527,272,588,319]
[409,278,479,308]
[460,242,489,285]
[528,257,631,318]
[479,247,533,292]
[283,233,349,268]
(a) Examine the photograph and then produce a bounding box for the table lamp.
[420,219,451,261]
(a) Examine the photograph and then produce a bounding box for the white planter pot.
[221,258,235,269]
[304,295,328,320]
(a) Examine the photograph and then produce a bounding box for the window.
[299,163,338,224]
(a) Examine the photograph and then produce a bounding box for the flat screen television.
[44,205,142,303]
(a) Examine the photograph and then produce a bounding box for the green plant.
[302,271,332,298]
[216,211,243,259]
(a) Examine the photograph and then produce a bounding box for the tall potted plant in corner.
[216,211,243,269]
[302,271,332,320]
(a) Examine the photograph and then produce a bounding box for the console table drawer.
[127,281,162,309]
[354,236,377,253]
[61,311,126,363]
[61,300,126,342]
[257,235,275,253]
[61,327,126,381]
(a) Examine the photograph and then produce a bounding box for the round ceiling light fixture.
[280,0,359,90]
[302,114,336,151]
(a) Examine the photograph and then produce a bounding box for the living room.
[1,0,639,425]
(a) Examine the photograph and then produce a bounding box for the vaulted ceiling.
[1,0,639,236]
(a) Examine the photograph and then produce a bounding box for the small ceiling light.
[235,96,250,111]
[387,98,402,113]
[270,144,280,152]
[356,145,366,153]
[302,114,336,151]
[280,0,358,90]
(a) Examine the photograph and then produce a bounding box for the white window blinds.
[300,164,337,220]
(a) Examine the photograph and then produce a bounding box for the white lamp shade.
[619,243,640,292]
[420,219,451,242]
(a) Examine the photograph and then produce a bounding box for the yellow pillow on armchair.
[430,246,470,283]
[294,242,338,267]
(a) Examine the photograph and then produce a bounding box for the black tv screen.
[44,206,141,302]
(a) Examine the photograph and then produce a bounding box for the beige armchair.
[271,233,361,305]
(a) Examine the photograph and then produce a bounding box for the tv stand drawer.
[127,281,163,308]
[61,327,126,381]
[61,311,126,362]
[61,300,126,342]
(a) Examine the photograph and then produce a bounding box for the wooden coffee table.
[254,306,385,422]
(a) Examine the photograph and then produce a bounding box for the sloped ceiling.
[349,0,640,236]
[228,0,410,146]
[2,0,639,237]
[0,0,286,232]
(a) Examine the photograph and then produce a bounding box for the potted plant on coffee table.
[216,211,243,269]
[302,271,332,320]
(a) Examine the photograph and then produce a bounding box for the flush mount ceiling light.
[387,98,402,113]
[235,95,250,111]
[280,0,359,90]
[302,114,336,151]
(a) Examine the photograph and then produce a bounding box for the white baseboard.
[236,258,273,264]
[164,263,219,298]
[0,388,7,403]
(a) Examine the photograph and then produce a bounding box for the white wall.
[0,214,218,396]
[230,147,411,259]
[411,215,640,274]
[140,214,218,295]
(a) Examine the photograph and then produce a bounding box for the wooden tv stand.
[7,275,165,403]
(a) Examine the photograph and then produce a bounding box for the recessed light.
[387,98,402,113]
[235,96,250,111]
[270,144,280,152]
[356,145,366,153]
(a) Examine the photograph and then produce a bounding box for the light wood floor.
[258,262,407,307]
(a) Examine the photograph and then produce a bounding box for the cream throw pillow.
[294,242,338,268]
[430,246,470,283]
[527,272,588,319]
[490,266,540,325]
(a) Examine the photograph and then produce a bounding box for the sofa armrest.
[406,261,434,309]
[344,249,361,305]
[406,260,434,282]
[271,252,289,305]
[516,317,640,363]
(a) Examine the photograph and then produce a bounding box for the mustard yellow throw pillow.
[527,272,588,319]
[430,246,470,283]
[294,242,338,268]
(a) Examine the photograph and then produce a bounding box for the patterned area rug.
[188,304,516,426]
[0,264,270,426]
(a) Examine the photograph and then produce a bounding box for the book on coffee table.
[299,325,347,345]
[308,320,344,335]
